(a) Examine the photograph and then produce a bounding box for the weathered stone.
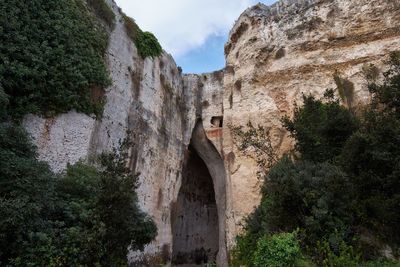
[23,0,400,265]
[222,0,400,248]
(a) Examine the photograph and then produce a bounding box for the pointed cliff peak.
[238,0,323,22]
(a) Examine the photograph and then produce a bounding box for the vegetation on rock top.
[122,14,163,59]
[0,0,111,118]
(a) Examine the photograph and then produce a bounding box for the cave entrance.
[172,144,219,266]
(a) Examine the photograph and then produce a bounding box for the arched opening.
[172,145,219,265]
[171,121,228,266]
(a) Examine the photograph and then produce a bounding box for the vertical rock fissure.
[171,144,219,265]
[172,121,228,266]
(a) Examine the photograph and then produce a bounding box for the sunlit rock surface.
[23,0,400,265]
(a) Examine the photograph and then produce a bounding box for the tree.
[282,93,358,163]
[0,118,56,265]
[8,152,157,267]
[340,52,400,247]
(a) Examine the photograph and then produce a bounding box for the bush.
[0,0,111,117]
[122,14,162,59]
[2,153,157,267]
[52,157,157,266]
[315,240,360,267]
[260,157,353,246]
[340,52,400,248]
[231,230,260,267]
[282,93,358,163]
[87,0,115,27]
[0,122,56,265]
[253,232,302,267]
[135,31,163,59]
[368,51,400,114]
[359,260,400,267]
[0,93,157,266]
[122,13,141,42]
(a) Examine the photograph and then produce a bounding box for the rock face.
[23,0,400,265]
[221,0,400,247]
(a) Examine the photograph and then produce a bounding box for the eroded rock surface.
[23,0,400,265]
[222,0,400,247]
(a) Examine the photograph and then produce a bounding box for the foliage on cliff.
[87,0,115,27]
[122,14,163,59]
[0,0,111,118]
[0,93,156,266]
[282,92,359,163]
[231,52,400,267]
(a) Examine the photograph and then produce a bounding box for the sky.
[114,0,277,73]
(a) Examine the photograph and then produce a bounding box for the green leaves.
[253,231,301,267]
[231,52,400,265]
[121,14,162,59]
[0,123,56,265]
[0,121,156,266]
[262,158,353,246]
[0,0,111,118]
[135,31,163,59]
[282,94,358,163]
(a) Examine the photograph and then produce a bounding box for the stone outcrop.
[222,0,400,247]
[23,0,400,265]
[24,0,202,264]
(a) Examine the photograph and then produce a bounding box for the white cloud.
[114,0,259,57]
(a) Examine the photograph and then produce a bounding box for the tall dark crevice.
[172,121,228,267]
[171,145,219,265]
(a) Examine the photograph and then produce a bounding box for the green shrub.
[2,153,157,266]
[0,122,56,265]
[231,231,260,267]
[87,0,115,27]
[368,51,400,114]
[51,157,157,266]
[260,157,353,246]
[253,231,302,267]
[340,52,400,248]
[0,0,111,117]
[0,94,157,266]
[135,31,163,59]
[282,93,358,163]
[122,14,162,59]
[359,260,400,267]
[122,13,141,42]
[314,240,360,267]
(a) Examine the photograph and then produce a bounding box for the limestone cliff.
[23,0,201,264]
[22,0,400,266]
[222,0,400,247]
